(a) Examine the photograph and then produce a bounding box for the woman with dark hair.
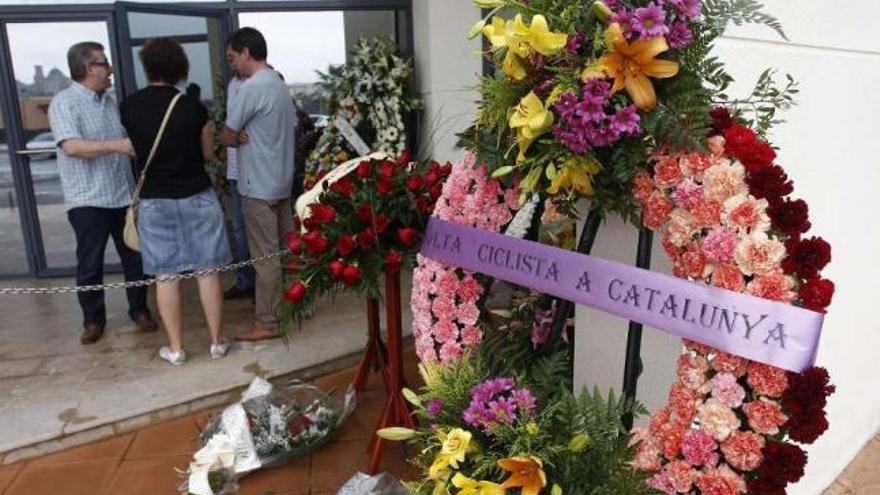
[121,37,232,365]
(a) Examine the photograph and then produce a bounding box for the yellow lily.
[509,92,554,162]
[483,14,567,81]
[429,454,451,480]
[582,23,679,111]
[452,473,507,495]
[512,14,568,56]
[546,155,601,196]
[498,456,547,495]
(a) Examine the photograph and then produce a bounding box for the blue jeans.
[229,180,255,290]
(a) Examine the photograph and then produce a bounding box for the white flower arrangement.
[305,37,421,178]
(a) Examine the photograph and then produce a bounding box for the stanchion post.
[621,226,653,430]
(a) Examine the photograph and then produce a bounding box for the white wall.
[412,0,482,162]
[413,1,880,492]
[573,2,880,494]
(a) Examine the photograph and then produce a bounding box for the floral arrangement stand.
[367,268,417,474]
[352,297,390,393]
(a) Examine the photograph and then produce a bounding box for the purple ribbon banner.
[420,218,824,372]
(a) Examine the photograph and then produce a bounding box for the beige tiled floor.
[0,356,423,495]
[823,433,880,495]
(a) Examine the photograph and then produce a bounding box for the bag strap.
[130,92,183,206]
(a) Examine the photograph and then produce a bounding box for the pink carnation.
[456,301,481,326]
[677,353,710,391]
[711,373,746,408]
[681,152,715,179]
[460,325,483,346]
[432,319,459,343]
[682,429,719,467]
[707,136,726,159]
[673,178,704,210]
[438,340,462,363]
[654,157,685,188]
[746,362,789,397]
[643,191,675,230]
[746,271,797,302]
[657,421,688,459]
[695,464,746,495]
[703,161,746,202]
[631,429,663,471]
[701,226,738,264]
[720,431,765,471]
[734,232,786,276]
[742,398,788,435]
[633,170,656,203]
[667,209,698,247]
[665,460,699,493]
[723,193,770,233]
[711,351,748,377]
[710,264,746,292]
[696,399,741,441]
[681,242,711,280]
[668,382,698,425]
[691,197,723,227]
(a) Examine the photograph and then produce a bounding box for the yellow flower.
[568,433,591,453]
[440,428,473,469]
[582,22,679,111]
[482,14,567,81]
[498,456,547,495]
[512,14,568,56]
[429,454,451,480]
[509,92,554,163]
[546,155,601,196]
[525,421,540,436]
[452,472,507,495]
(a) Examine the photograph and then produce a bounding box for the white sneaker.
[159,346,186,366]
[210,340,230,359]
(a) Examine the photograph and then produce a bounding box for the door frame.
[0,8,119,278]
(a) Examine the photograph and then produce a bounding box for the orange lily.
[582,23,679,111]
[498,456,547,495]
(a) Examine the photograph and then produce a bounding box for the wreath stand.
[347,268,415,474]
[352,297,389,392]
[543,208,654,431]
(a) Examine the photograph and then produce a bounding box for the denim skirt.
[138,188,232,275]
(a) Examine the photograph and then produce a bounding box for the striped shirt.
[48,82,134,211]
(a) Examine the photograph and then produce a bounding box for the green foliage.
[703,0,787,40]
[723,69,800,139]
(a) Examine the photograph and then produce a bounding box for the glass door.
[0,14,119,277]
[115,2,231,108]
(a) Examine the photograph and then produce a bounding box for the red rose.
[341,264,362,286]
[396,150,412,166]
[373,214,390,234]
[745,164,794,201]
[302,231,329,254]
[405,175,424,193]
[424,170,440,186]
[385,251,403,271]
[283,258,298,272]
[782,237,831,279]
[767,198,810,236]
[397,227,418,246]
[335,235,356,257]
[328,259,345,280]
[416,197,431,215]
[285,231,304,254]
[379,161,396,180]
[284,281,306,303]
[329,177,356,198]
[308,204,337,225]
[376,178,394,196]
[357,229,376,249]
[429,183,443,199]
[356,160,372,178]
[356,203,373,223]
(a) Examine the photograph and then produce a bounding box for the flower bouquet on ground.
[182,378,355,495]
[281,152,451,332]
